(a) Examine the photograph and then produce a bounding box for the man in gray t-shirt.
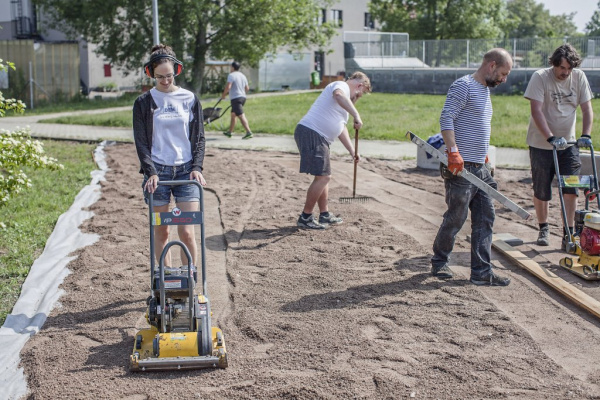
[221,61,253,139]
[524,44,594,249]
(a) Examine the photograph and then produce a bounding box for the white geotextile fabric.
[0,141,109,400]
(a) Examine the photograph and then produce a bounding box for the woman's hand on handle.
[191,170,207,186]
[144,175,159,193]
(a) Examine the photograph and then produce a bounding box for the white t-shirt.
[298,81,350,144]
[227,71,248,100]
[150,87,196,166]
[524,68,593,150]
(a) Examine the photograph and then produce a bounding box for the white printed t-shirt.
[150,87,196,166]
[525,68,592,150]
[298,81,350,144]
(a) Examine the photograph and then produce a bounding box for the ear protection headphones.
[143,54,183,78]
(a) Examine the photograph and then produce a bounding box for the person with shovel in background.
[431,48,513,286]
[525,44,594,249]
[295,71,371,229]
[221,61,253,139]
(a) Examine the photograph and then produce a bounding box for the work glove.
[547,136,569,150]
[446,146,463,175]
[576,134,592,149]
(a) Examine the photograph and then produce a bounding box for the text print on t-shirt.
[159,103,180,119]
[551,91,574,105]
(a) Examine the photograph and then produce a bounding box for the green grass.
[0,140,96,326]
[10,92,141,116]
[6,91,222,116]
[38,93,600,149]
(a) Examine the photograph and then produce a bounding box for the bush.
[0,59,63,223]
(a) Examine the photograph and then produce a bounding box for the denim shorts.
[142,161,200,206]
[529,145,581,201]
[294,124,331,176]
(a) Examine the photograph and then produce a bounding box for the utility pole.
[152,0,159,45]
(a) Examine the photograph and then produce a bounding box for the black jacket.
[132,90,205,177]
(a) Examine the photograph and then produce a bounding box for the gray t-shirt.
[227,71,248,100]
[524,68,593,150]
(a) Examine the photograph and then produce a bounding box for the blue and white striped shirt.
[440,74,492,163]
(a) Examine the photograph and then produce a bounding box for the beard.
[485,77,500,87]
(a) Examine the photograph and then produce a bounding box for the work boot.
[431,265,453,279]
[470,272,511,286]
[537,226,550,246]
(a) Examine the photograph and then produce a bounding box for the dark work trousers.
[431,163,496,280]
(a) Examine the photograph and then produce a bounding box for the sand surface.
[21,143,600,399]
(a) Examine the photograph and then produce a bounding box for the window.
[330,9,343,27]
[320,9,326,24]
[103,64,112,77]
[364,13,375,30]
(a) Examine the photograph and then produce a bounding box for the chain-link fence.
[409,36,600,68]
[344,35,600,69]
[344,31,410,58]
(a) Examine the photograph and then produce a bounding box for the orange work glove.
[447,146,463,175]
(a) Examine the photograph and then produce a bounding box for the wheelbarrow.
[202,98,231,126]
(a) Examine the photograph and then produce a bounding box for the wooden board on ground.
[492,238,600,319]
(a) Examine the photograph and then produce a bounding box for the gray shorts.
[529,145,581,201]
[294,124,331,176]
[231,97,246,116]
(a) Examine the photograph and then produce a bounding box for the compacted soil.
[20,143,600,399]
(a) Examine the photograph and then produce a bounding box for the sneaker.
[537,227,550,246]
[470,272,511,286]
[297,214,326,230]
[431,265,453,279]
[242,132,253,140]
[319,212,343,226]
[222,131,232,138]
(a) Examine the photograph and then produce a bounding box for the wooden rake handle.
[352,128,359,198]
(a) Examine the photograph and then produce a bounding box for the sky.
[538,0,593,33]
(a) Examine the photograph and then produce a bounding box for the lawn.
[0,140,97,326]
[38,93,600,150]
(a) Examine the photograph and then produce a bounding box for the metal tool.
[554,141,600,280]
[407,130,531,220]
[130,180,228,371]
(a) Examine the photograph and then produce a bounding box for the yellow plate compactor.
[130,180,228,371]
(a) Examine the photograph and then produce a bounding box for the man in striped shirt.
[431,48,513,286]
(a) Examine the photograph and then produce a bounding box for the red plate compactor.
[130,180,228,371]
[556,142,600,280]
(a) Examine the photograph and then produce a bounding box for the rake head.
[339,196,373,203]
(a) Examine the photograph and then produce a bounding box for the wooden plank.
[492,239,600,319]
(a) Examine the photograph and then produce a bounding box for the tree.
[32,0,337,93]
[502,0,577,38]
[586,1,600,36]
[369,0,505,40]
[0,59,62,217]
